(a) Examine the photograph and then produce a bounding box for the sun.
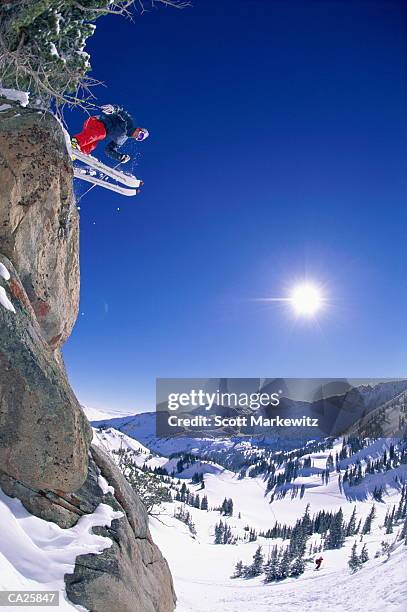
[290,283,324,317]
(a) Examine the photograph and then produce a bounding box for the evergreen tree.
[264,552,280,582]
[362,505,376,535]
[279,548,291,579]
[401,516,407,545]
[201,495,208,511]
[249,528,257,542]
[385,506,395,534]
[360,543,369,564]
[214,521,223,544]
[0,1,187,106]
[325,508,345,550]
[290,555,305,577]
[346,506,357,537]
[232,560,244,578]
[246,546,264,577]
[348,542,361,572]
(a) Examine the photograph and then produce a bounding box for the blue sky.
[64,0,407,413]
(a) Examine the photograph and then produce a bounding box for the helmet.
[133,127,149,142]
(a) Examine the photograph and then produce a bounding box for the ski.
[71,147,141,188]
[73,167,140,196]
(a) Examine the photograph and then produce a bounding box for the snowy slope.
[90,418,407,612]
[91,411,262,457]
[92,426,168,470]
[151,509,407,612]
[150,443,407,611]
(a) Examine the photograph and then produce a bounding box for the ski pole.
[64,95,105,110]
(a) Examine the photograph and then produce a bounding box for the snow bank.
[0,286,15,313]
[0,262,11,281]
[0,263,15,312]
[0,488,123,611]
[98,474,115,495]
[0,88,29,107]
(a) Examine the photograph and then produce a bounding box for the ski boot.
[70,137,80,160]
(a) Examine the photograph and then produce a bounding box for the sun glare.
[290,283,324,317]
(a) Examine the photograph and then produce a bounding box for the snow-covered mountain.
[90,379,407,449]
[92,420,407,612]
[81,404,134,422]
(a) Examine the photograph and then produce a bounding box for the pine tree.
[362,505,376,535]
[346,506,357,537]
[0,1,190,107]
[232,560,244,578]
[348,542,361,572]
[385,506,395,534]
[246,546,264,577]
[360,543,369,564]
[290,555,305,577]
[401,516,407,545]
[264,552,280,582]
[214,521,223,544]
[201,495,208,510]
[279,548,291,579]
[325,508,345,550]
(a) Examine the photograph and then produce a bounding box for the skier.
[315,556,323,570]
[71,104,149,163]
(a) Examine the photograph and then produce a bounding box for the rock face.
[0,446,177,612]
[0,97,176,611]
[0,254,91,491]
[65,446,177,612]
[0,101,79,350]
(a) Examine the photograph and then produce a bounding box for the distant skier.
[71,104,149,163]
[315,556,323,570]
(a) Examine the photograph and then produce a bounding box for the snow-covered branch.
[0,0,190,109]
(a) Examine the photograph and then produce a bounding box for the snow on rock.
[0,262,11,281]
[0,487,123,611]
[0,87,29,107]
[97,474,115,495]
[0,285,15,313]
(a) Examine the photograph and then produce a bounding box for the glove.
[119,154,130,164]
[101,104,115,115]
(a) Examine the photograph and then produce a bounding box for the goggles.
[135,128,149,142]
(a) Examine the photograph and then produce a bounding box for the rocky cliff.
[0,96,176,612]
[0,101,79,352]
